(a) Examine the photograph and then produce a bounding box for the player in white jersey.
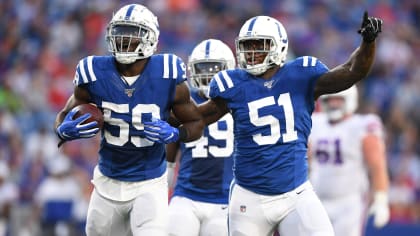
[309,86,390,236]
[166,39,236,236]
[198,12,383,236]
[54,4,204,236]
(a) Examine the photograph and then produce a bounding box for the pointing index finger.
[363,11,368,22]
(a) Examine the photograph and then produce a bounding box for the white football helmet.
[106,4,159,64]
[188,39,235,97]
[236,16,288,76]
[320,86,358,122]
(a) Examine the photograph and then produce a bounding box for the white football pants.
[321,193,365,236]
[85,175,168,236]
[168,196,229,236]
[228,181,334,236]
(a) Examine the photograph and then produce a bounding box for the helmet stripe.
[246,17,258,35]
[205,40,211,59]
[275,22,282,38]
[275,22,288,43]
[125,4,136,20]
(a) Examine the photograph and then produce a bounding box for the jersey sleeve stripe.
[214,73,226,92]
[87,56,97,82]
[311,57,317,66]
[221,71,234,89]
[79,59,89,84]
[303,56,309,67]
[163,54,170,79]
[73,66,79,85]
[172,55,177,79]
[302,56,317,67]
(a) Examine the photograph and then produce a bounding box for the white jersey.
[309,113,384,199]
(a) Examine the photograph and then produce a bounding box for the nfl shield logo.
[124,88,135,97]
[240,205,246,213]
[264,80,274,88]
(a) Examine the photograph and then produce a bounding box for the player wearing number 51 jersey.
[199,13,383,236]
[54,4,204,236]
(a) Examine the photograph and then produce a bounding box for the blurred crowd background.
[0,0,419,235]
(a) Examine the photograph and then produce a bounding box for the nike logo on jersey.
[221,206,228,210]
[296,189,305,195]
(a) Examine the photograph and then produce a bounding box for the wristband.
[167,161,176,168]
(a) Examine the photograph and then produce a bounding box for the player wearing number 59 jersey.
[167,39,235,236]
[73,53,187,182]
[54,4,204,236]
[72,53,187,180]
[199,13,383,236]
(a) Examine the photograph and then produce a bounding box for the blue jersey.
[73,54,186,182]
[173,90,234,204]
[209,56,328,195]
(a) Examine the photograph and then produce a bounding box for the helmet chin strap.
[113,40,151,64]
[115,53,138,64]
[245,51,276,76]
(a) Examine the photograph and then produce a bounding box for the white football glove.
[368,191,390,228]
[167,161,176,188]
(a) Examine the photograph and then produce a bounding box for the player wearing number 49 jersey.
[166,39,235,236]
[199,12,383,236]
[54,4,204,236]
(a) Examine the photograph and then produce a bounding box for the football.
[74,103,104,129]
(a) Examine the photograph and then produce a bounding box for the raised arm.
[314,11,383,99]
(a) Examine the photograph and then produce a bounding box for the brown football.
[74,103,104,129]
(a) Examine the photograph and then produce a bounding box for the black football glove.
[357,11,383,43]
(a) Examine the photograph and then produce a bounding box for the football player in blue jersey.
[166,39,236,236]
[198,12,383,236]
[54,4,204,236]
